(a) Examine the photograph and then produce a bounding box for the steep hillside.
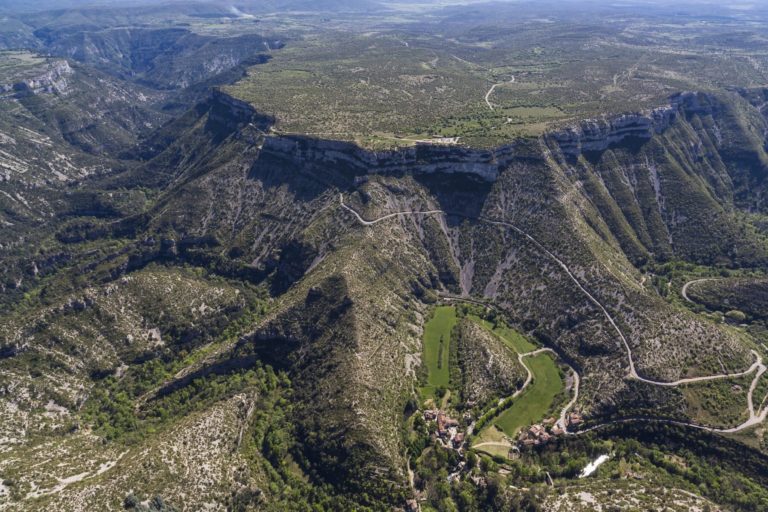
[454,318,527,409]
[0,265,261,447]
[37,27,282,90]
[686,277,768,320]
[545,91,768,267]
[4,64,768,511]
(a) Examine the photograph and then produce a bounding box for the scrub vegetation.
[4,0,768,511]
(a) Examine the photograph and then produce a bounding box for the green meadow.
[420,306,457,399]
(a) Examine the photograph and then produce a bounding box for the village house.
[518,422,558,447]
[436,411,460,434]
[568,412,583,426]
[424,409,466,452]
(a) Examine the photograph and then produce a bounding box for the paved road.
[681,277,719,303]
[339,193,442,226]
[340,194,768,434]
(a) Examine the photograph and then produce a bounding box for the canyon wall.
[231,91,730,182]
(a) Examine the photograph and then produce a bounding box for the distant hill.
[4,2,768,511]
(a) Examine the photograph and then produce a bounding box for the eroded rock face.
[237,91,727,182]
[1,59,72,96]
[547,92,718,156]
[262,135,515,181]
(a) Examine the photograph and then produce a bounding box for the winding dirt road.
[339,193,443,225]
[484,77,515,111]
[472,441,514,450]
[339,194,768,434]
[681,277,719,303]
[438,293,580,433]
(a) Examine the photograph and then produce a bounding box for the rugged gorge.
[4,71,768,508]
[6,2,768,509]
[34,26,284,89]
[128,82,768,457]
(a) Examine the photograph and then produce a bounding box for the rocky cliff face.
[206,87,521,181]
[240,91,733,183]
[0,59,72,96]
[261,135,515,181]
[547,92,716,156]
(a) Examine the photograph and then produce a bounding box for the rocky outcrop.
[209,88,274,130]
[262,135,517,181]
[1,60,72,97]
[547,92,715,156]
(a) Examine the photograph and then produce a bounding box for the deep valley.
[3,1,768,511]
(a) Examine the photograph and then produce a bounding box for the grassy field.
[467,316,563,451]
[470,315,537,353]
[420,306,457,399]
[471,425,512,459]
[493,352,562,437]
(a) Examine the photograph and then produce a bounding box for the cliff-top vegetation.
[227,8,768,148]
[5,1,768,511]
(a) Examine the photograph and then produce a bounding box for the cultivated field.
[420,305,457,399]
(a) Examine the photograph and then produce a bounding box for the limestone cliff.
[0,59,72,96]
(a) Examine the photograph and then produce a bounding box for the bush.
[725,310,747,323]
